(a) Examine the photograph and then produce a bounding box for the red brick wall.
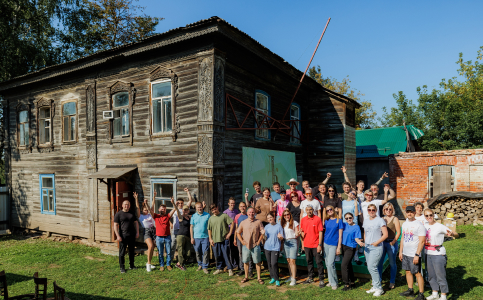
[389,149,483,209]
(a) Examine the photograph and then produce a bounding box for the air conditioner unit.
[103,111,114,119]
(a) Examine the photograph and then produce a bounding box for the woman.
[323,185,342,221]
[263,212,285,287]
[286,192,302,255]
[255,188,275,226]
[342,190,360,225]
[275,193,290,224]
[363,203,388,297]
[377,202,401,289]
[341,212,363,291]
[414,202,426,224]
[134,192,156,272]
[281,209,300,286]
[360,187,389,221]
[424,208,458,300]
[175,205,192,271]
[324,205,344,290]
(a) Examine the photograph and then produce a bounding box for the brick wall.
[389,149,483,210]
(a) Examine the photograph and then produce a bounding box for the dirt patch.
[267,285,288,293]
[232,294,249,298]
[156,279,170,284]
[48,264,61,269]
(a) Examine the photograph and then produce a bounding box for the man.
[208,204,235,276]
[170,187,193,263]
[271,182,282,201]
[399,206,427,300]
[311,172,332,196]
[190,201,211,274]
[234,202,253,277]
[300,188,322,218]
[150,193,180,271]
[223,197,240,270]
[246,181,263,207]
[113,200,139,273]
[237,207,265,284]
[340,166,352,200]
[300,206,325,287]
[285,178,305,201]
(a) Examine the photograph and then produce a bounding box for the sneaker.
[269,278,276,284]
[159,266,165,271]
[166,266,172,271]
[275,281,280,287]
[150,264,156,270]
[415,293,425,300]
[228,270,234,276]
[146,263,151,272]
[175,263,183,271]
[197,266,202,271]
[129,266,137,270]
[285,277,292,283]
[427,293,440,300]
[303,278,314,284]
[332,286,338,290]
[399,289,415,297]
[319,281,326,288]
[237,270,245,276]
[203,269,209,274]
[437,296,447,300]
[213,269,222,275]
[120,267,126,274]
[373,289,384,297]
[290,278,297,286]
[366,287,377,294]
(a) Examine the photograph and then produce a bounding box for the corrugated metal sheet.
[0,186,8,230]
[356,125,424,158]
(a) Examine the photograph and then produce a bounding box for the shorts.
[242,245,262,264]
[402,255,422,274]
[284,238,298,259]
[143,227,156,241]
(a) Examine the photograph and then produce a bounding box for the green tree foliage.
[381,46,483,151]
[308,66,377,129]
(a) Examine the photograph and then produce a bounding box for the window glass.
[40,107,50,119]
[256,93,268,110]
[153,100,162,133]
[63,102,76,115]
[113,92,129,107]
[153,82,171,98]
[19,111,28,123]
[19,124,25,146]
[42,177,53,188]
[154,183,173,198]
[163,98,172,131]
[70,116,76,141]
[121,108,129,135]
[63,117,69,141]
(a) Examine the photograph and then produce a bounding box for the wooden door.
[433,166,452,196]
[116,181,133,213]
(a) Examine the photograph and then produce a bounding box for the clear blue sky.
[139,0,483,120]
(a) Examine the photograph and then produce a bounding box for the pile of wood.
[432,197,483,225]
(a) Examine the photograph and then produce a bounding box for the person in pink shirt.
[275,192,290,224]
[285,178,305,201]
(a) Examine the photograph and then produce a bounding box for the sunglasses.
[326,209,333,212]
[328,190,335,192]
[305,193,312,195]
[345,217,353,220]
[385,208,393,211]
[425,214,433,218]
[367,209,376,212]
[291,195,298,198]
[290,183,297,186]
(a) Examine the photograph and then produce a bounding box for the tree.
[308,66,377,129]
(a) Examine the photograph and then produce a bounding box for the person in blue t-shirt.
[262,212,285,286]
[342,191,361,225]
[341,212,363,291]
[323,205,344,289]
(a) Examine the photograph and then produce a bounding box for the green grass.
[1,225,483,299]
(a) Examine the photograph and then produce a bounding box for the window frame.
[61,100,78,144]
[16,103,31,152]
[150,78,173,136]
[36,99,55,149]
[150,178,177,212]
[290,103,301,144]
[40,173,56,215]
[254,90,271,140]
[428,165,455,198]
[109,81,134,145]
[112,92,131,138]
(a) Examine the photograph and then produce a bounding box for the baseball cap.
[405,206,416,212]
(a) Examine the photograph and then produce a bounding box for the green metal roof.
[356,125,424,158]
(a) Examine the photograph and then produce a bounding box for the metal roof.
[87,166,137,179]
[356,125,424,158]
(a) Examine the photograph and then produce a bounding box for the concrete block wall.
[389,149,483,210]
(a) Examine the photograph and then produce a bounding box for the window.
[18,110,29,146]
[255,91,270,139]
[113,92,130,137]
[40,174,56,214]
[39,107,51,144]
[290,104,301,144]
[150,178,177,212]
[429,165,455,198]
[151,80,172,134]
[63,102,76,142]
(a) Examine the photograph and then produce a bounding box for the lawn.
[1,225,483,300]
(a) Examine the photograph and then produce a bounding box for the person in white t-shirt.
[281,209,300,286]
[360,187,389,221]
[423,208,458,300]
[414,202,427,225]
[134,192,156,272]
[300,188,321,218]
[399,206,427,300]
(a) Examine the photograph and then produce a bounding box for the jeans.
[194,237,210,269]
[237,238,253,273]
[119,235,135,268]
[228,233,239,269]
[265,250,280,281]
[213,240,233,270]
[156,235,172,267]
[427,255,448,294]
[170,229,178,262]
[176,235,191,266]
[377,241,398,284]
[365,244,383,290]
[324,243,338,287]
[305,247,324,280]
[341,245,356,285]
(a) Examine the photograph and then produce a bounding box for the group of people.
[113,167,457,300]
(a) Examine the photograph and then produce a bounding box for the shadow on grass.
[0,232,39,242]
[447,265,482,299]
[5,272,34,285]
[63,293,127,300]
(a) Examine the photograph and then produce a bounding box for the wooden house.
[0,17,360,243]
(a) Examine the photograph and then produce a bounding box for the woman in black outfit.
[323,184,342,221]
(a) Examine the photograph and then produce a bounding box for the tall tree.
[308,66,377,129]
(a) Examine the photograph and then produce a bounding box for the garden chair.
[51,282,70,300]
[33,273,47,300]
[0,270,36,300]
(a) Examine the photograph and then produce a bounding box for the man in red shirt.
[149,193,180,271]
[300,206,325,287]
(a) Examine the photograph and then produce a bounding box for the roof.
[356,125,424,158]
[0,16,360,107]
[87,166,137,179]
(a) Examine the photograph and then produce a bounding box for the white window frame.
[151,79,173,135]
[39,107,51,145]
[150,178,177,212]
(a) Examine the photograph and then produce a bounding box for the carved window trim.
[254,90,271,140]
[16,103,32,153]
[149,66,179,142]
[36,98,55,151]
[61,100,78,145]
[109,81,134,145]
